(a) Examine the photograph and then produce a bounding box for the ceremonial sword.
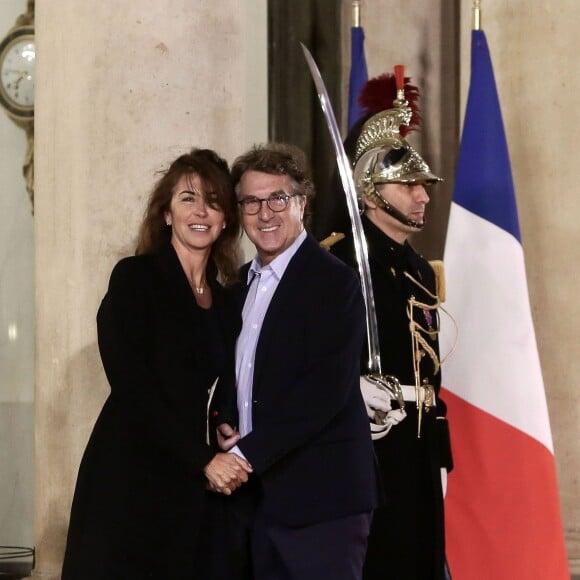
[300,43,405,418]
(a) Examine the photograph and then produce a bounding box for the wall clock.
[0,24,35,121]
[0,1,35,213]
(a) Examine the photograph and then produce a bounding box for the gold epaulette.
[428,260,446,303]
[319,232,345,251]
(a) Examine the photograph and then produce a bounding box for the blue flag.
[452,30,520,240]
[347,26,368,130]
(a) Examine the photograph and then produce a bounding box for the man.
[323,73,454,579]
[218,143,380,580]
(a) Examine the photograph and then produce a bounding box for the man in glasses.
[216,143,379,580]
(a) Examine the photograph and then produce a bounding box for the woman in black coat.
[61,149,252,579]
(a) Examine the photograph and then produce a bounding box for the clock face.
[0,27,35,119]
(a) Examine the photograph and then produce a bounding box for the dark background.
[267,0,460,260]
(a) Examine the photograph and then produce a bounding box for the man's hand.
[216,423,241,451]
[203,452,253,495]
[360,376,392,419]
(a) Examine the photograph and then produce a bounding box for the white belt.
[398,384,436,407]
[371,383,436,441]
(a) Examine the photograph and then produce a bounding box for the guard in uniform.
[322,71,454,580]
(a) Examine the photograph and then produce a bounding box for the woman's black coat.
[61,244,240,580]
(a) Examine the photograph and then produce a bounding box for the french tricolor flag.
[440,29,569,578]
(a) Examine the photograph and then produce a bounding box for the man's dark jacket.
[221,234,380,527]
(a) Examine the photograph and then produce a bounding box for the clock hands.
[4,68,32,76]
[3,69,33,93]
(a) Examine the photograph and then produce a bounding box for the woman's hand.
[216,423,241,451]
[203,452,252,495]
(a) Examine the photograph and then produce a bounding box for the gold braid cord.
[404,271,441,436]
[319,232,345,251]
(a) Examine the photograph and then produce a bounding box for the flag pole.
[352,0,362,28]
[473,0,482,31]
[347,0,368,130]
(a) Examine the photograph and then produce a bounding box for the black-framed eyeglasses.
[237,192,299,215]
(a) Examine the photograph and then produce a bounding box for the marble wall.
[31,1,265,577]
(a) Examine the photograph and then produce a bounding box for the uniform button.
[247,362,252,368]
[252,323,258,329]
[262,287,267,292]
[244,402,249,408]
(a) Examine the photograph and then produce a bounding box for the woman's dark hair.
[136,148,241,285]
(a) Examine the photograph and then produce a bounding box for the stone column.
[32,1,265,577]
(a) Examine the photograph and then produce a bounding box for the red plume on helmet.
[358,72,422,137]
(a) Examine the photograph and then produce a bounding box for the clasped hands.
[203,423,252,495]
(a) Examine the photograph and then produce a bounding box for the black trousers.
[251,510,372,580]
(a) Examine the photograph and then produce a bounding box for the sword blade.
[301,42,381,374]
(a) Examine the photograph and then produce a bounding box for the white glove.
[360,376,406,440]
[360,376,392,419]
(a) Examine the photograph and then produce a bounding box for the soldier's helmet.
[353,66,442,204]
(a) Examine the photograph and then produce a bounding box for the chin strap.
[365,186,426,230]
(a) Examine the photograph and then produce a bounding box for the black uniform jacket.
[61,243,240,580]
[223,234,380,528]
[332,217,453,471]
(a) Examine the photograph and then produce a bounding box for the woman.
[61,149,252,579]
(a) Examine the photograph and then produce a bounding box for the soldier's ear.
[362,193,378,210]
